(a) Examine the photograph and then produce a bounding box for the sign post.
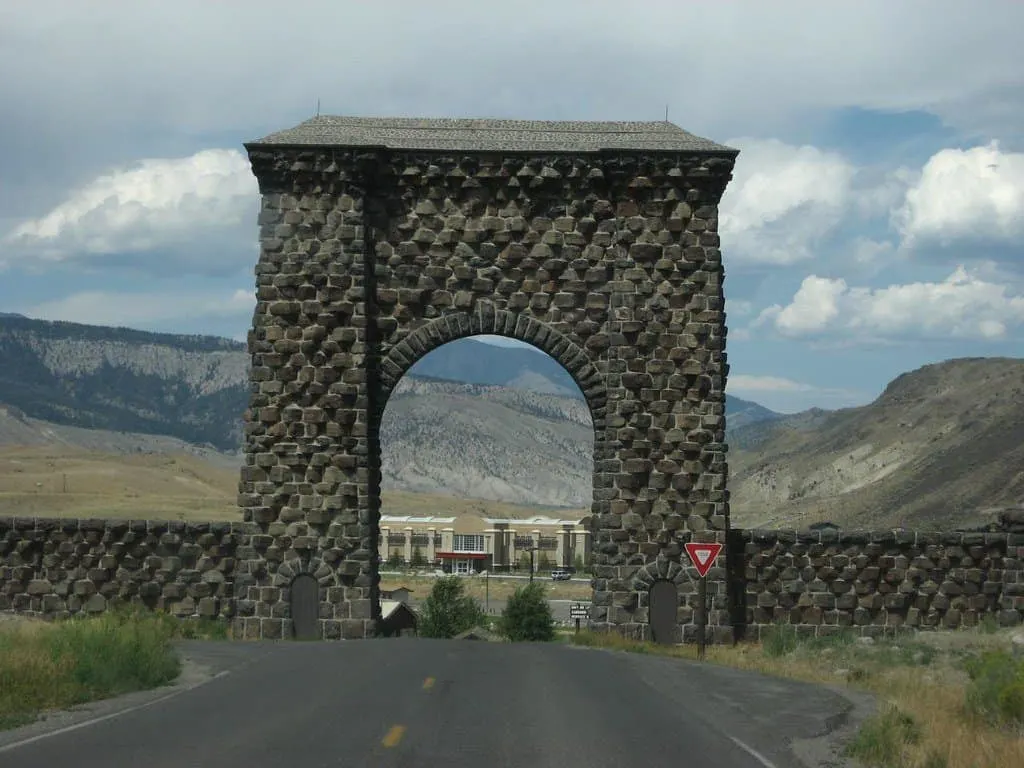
[569,602,589,635]
[684,541,723,661]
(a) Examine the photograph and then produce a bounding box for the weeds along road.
[0,638,870,768]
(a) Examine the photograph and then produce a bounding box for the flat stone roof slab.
[249,115,737,153]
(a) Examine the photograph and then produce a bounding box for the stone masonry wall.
[0,517,246,621]
[3,518,1023,642]
[238,144,738,641]
[741,529,1024,638]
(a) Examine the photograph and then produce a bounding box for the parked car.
[551,569,572,581]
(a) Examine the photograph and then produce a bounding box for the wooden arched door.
[291,573,320,641]
[649,579,678,645]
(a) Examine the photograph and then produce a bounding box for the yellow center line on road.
[422,676,435,690]
[382,725,406,748]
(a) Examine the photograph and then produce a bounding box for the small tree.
[418,577,486,639]
[573,554,584,573]
[537,552,551,573]
[499,581,555,642]
[518,552,532,572]
[410,546,426,568]
[386,552,402,569]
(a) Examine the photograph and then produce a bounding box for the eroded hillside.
[729,357,1024,530]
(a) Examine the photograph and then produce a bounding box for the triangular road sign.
[684,542,723,578]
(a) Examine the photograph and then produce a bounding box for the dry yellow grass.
[380,573,594,603]
[0,446,585,526]
[574,628,1024,768]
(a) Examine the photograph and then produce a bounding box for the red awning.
[436,552,487,560]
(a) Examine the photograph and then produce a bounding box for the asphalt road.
[0,639,871,768]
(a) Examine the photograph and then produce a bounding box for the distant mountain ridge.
[0,315,249,452]
[0,317,780,454]
[410,336,782,430]
[0,316,1021,528]
[728,357,1024,531]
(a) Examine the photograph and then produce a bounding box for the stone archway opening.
[374,322,600,596]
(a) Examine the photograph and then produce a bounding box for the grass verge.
[0,606,230,731]
[572,625,1024,768]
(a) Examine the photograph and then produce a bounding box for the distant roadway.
[0,638,871,767]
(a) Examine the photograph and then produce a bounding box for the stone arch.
[632,556,693,591]
[237,116,739,642]
[377,304,607,432]
[271,556,355,641]
[634,557,693,646]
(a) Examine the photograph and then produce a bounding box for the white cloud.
[893,141,1024,250]
[21,288,256,329]
[719,139,856,265]
[755,267,1024,342]
[4,149,257,269]
[2,2,1022,149]
[727,300,755,318]
[729,375,816,393]
[728,374,867,413]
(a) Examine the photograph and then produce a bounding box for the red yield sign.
[684,542,723,578]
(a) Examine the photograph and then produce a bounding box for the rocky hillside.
[382,376,593,507]
[1,314,1021,526]
[0,314,777,457]
[0,315,248,452]
[728,357,1024,531]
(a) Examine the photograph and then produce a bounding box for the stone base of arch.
[231,550,375,641]
[587,553,732,645]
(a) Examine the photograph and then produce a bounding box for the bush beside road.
[572,623,1024,768]
[0,606,227,731]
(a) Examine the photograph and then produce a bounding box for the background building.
[379,515,591,573]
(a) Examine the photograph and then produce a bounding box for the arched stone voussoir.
[632,557,692,590]
[275,556,345,588]
[378,311,609,421]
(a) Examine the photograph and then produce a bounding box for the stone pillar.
[558,528,571,568]
[426,527,437,564]
[484,529,498,568]
[403,527,413,564]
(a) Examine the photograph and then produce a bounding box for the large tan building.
[379,514,591,574]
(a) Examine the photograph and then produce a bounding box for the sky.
[1,1,1022,414]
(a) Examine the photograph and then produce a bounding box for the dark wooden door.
[291,573,320,640]
[649,579,678,645]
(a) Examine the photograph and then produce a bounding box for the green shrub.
[417,577,486,639]
[964,649,1024,726]
[978,614,1000,634]
[843,705,921,766]
[410,547,426,568]
[762,623,800,657]
[386,552,403,569]
[0,606,181,730]
[499,582,555,642]
[805,629,857,652]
